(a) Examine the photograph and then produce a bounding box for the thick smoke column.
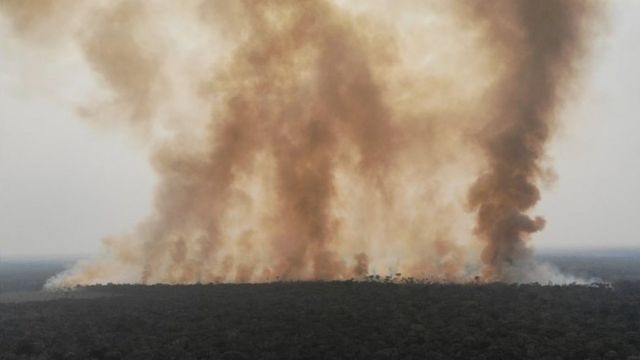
[0,0,601,285]
[140,0,397,282]
[462,0,600,280]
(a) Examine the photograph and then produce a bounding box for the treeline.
[1,281,639,359]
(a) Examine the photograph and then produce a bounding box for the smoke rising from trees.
[0,0,601,286]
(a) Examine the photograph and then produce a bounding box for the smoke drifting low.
[0,0,600,286]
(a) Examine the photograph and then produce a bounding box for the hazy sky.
[1,2,639,258]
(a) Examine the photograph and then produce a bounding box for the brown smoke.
[460,0,601,281]
[0,0,601,285]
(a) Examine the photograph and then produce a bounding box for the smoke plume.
[0,0,601,285]
[460,0,600,281]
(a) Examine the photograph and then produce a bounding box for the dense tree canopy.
[0,281,639,359]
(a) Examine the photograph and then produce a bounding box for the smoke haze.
[0,0,601,286]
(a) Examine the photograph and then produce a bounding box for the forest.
[1,280,639,360]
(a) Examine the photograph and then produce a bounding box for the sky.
[536,1,640,251]
[0,2,639,258]
[0,21,156,257]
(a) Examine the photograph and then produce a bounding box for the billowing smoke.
[460,0,600,281]
[0,0,601,286]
